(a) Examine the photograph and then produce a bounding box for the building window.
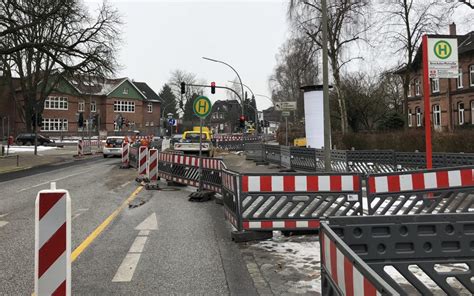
[432,105,441,127]
[123,88,129,95]
[470,65,474,87]
[457,68,463,89]
[147,103,153,113]
[431,78,439,93]
[113,100,135,113]
[150,122,154,126]
[415,79,421,96]
[408,109,412,127]
[416,107,422,127]
[41,118,68,131]
[212,113,218,119]
[458,102,465,125]
[91,100,96,112]
[45,97,68,110]
[78,100,84,112]
[219,113,224,119]
[145,122,149,127]
[408,83,412,97]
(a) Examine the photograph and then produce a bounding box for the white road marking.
[18,169,95,192]
[128,236,148,253]
[138,230,150,236]
[120,181,131,188]
[134,213,158,230]
[112,254,141,282]
[112,213,157,283]
[72,208,89,221]
[0,213,9,228]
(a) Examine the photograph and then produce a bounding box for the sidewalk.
[0,145,99,174]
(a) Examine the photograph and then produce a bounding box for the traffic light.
[239,115,245,128]
[211,82,216,94]
[180,82,186,94]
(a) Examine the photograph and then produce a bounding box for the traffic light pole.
[184,83,246,149]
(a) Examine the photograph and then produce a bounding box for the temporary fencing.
[158,152,223,193]
[320,221,397,296]
[245,144,474,175]
[323,213,474,295]
[77,139,102,156]
[366,166,474,215]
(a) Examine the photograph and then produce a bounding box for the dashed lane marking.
[0,213,9,228]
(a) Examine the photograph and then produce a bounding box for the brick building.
[0,74,161,136]
[209,100,242,134]
[403,24,474,132]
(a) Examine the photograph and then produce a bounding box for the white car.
[103,136,124,158]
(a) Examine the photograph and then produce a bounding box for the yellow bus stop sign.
[193,96,212,118]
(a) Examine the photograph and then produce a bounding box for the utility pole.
[322,0,332,172]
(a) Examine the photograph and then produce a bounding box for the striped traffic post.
[136,146,148,182]
[77,140,83,157]
[146,149,159,190]
[120,142,130,169]
[35,182,71,296]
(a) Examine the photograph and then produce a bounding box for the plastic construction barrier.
[222,168,241,230]
[263,144,281,166]
[366,166,474,216]
[325,213,474,295]
[320,222,397,296]
[157,152,224,193]
[235,172,363,231]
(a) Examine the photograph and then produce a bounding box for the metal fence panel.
[328,214,474,295]
[280,146,291,169]
[264,144,281,166]
[366,166,474,215]
[245,143,264,161]
[222,169,241,231]
[238,172,363,231]
[290,147,317,171]
[320,222,398,296]
[129,146,138,168]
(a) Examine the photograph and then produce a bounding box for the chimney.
[449,22,457,36]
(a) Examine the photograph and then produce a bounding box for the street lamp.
[202,57,245,119]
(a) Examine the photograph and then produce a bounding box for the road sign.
[282,111,291,117]
[168,118,176,126]
[275,101,297,111]
[193,96,212,118]
[428,37,458,78]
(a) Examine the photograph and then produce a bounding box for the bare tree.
[168,69,205,114]
[269,35,319,120]
[381,0,458,124]
[1,0,121,131]
[288,0,372,134]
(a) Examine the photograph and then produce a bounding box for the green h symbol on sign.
[434,40,452,59]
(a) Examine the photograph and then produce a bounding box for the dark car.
[15,133,55,146]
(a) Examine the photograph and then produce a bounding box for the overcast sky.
[85,0,289,111]
[84,0,474,111]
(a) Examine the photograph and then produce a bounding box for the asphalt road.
[0,157,256,295]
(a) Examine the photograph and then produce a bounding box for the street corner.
[240,232,321,296]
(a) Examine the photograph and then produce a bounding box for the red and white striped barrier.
[77,140,83,156]
[147,149,158,182]
[222,171,236,193]
[138,146,148,177]
[35,182,71,296]
[241,175,360,193]
[321,229,383,296]
[368,168,474,194]
[122,143,129,166]
[243,220,320,230]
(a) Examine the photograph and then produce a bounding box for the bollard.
[136,146,148,183]
[35,182,71,296]
[77,140,83,157]
[145,149,160,190]
[120,142,130,169]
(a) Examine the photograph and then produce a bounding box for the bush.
[332,129,474,153]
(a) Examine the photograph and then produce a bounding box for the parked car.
[103,136,124,158]
[15,133,55,146]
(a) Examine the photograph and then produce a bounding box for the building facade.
[405,24,474,132]
[0,75,161,137]
[209,99,242,134]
